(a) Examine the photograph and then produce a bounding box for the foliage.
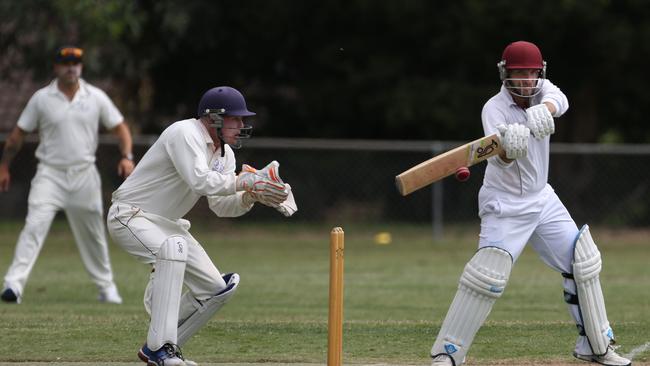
[2,0,650,141]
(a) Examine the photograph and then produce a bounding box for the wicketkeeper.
[107,86,297,366]
[429,41,631,366]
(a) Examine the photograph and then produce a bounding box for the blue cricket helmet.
[197,86,256,117]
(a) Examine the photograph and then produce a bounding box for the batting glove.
[525,104,554,140]
[497,123,530,160]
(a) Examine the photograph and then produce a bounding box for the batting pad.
[177,272,240,346]
[147,236,188,351]
[573,224,613,355]
[431,247,512,365]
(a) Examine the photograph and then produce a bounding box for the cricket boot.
[573,344,631,366]
[139,343,197,366]
[138,343,188,366]
[1,288,21,304]
[431,353,456,366]
[98,284,123,304]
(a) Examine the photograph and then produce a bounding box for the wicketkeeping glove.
[525,104,554,140]
[497,123,530,160]
[236,161,288,206]
[276,183,297,217]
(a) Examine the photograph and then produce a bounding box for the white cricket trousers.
[478,184,577,271]
[478,184,592,355]
[106,202,227,303]
[3,163,117,296]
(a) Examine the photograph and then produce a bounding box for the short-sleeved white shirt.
[17,78,123,167]
[111,118,248,220]
[480,80,569,196]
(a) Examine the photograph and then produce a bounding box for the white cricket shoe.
[98,284,123,304]
[431,353,456,366]
[574,344,631,366]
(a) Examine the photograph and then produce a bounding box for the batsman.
[107,86,297,366]
[429,41,630,366]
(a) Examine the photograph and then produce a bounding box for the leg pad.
[177,273,240,346]
[431,247,513,365]
[147,236,188,350]
[572,225,614,355]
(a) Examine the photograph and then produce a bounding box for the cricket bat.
[395,133,503,196]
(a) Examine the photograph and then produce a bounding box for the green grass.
[0,219,648,364]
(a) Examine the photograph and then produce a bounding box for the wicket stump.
[328,227,345,366]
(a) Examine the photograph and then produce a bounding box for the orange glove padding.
[236,161,288,206]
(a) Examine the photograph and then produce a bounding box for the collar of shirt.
[46,78,91,99]
[498,85,518,108]
[192,118,217,151]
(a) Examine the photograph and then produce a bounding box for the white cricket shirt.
[17,79,123,168]
[481,80,569,196]
[112,118,249,220]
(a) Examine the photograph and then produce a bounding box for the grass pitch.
[0,219,648,365]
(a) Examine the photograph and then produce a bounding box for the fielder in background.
[429,41,631,366]
[0,46,134,305]
[107,86,297,366]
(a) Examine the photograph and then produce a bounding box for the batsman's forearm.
[543,101,557,116]
[498,149,514,163]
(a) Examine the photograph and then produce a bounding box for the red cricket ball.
[455,167,470,182]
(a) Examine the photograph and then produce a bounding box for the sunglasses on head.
[59,47,83,58]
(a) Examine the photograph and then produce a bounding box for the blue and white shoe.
[138,343,197,366]
[1,288,21,304]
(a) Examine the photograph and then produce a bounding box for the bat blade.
[395,133,502,196]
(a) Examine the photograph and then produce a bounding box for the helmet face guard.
[497,41,547,98]
[497,60,546,98]
[202,108,253,150]
[228,125,253,149]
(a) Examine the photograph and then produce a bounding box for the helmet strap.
[217,129,226,157]
[202,108,227,157]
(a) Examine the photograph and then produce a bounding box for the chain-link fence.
[2,136,650,232]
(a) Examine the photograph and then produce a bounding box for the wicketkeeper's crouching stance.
[430,41,630,366]
[107,86,297,366]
